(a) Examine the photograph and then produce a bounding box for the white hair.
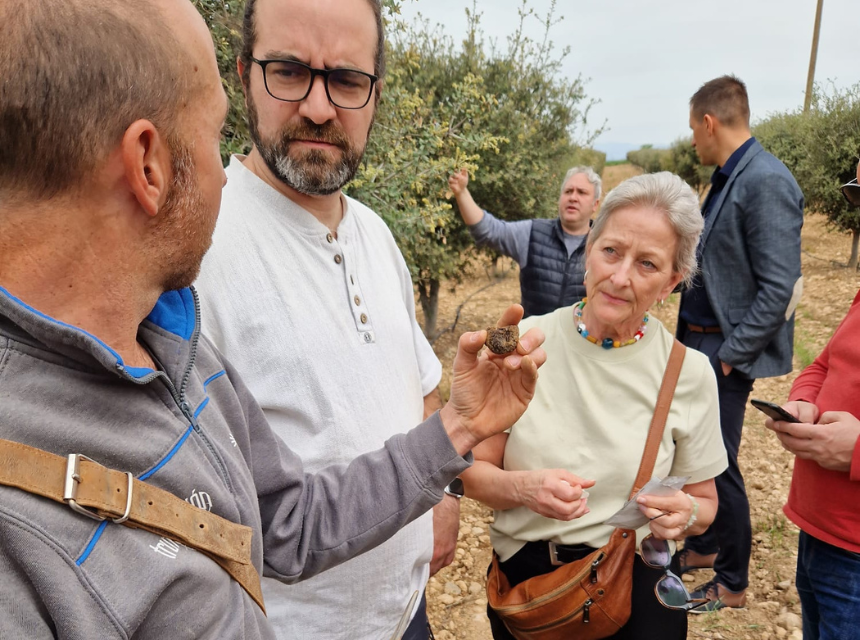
[587,172,703,287]
[561,166,602,201]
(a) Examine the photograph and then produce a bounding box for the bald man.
[0,1,545,637]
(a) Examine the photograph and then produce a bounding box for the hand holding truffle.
[440,304,546,454]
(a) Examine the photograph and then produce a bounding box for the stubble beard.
[247,95,371,197]
[273,147,355,196]
[154,139,213,292]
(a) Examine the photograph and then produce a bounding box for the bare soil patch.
[420,175,860,639]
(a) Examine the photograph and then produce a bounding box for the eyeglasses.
[640,536,708,611]
[251,58,378,110]
[841,178,860,208]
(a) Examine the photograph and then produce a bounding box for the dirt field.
[421,164,860,639]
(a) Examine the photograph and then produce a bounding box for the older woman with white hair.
[462,172,728,640]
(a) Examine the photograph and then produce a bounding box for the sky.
[398,0,857,159]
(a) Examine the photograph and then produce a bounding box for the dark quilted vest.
[520,218,587,318]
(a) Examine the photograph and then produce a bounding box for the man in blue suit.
[676,76,804,611]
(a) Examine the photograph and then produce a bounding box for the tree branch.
[430,276,508,345]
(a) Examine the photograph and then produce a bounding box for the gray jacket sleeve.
[469,211,532,268]
[717,171,804,368]
[227,360,471,583]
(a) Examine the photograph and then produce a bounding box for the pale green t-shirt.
[490,306,728,562]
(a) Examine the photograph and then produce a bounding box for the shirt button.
[363,332,372,343]
[334,254,342,264]
[326,233,334,243]
[354,295,361,306]
[360,313,368,324]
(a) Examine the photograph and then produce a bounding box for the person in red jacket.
[766,162,860,640]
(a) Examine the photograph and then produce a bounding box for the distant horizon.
[593,141,669,162]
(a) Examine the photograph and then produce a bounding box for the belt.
[522,540,596,566]
[0,438,265,612]
[686,323,722,334]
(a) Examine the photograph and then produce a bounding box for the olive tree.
[799,86,860,268]
[665,138,712,195]
[369,3,602,337]
[755,85,860,268]
[346,56,504,338]
[458,1,604,225]
[193,0,250,163]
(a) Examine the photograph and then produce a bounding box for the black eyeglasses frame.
[250,57,378,110]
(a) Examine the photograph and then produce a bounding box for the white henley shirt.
[195,156,442,639]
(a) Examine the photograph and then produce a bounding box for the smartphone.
[750,398,801,423]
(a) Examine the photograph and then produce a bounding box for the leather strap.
[0,438,265,613]
[628,339,686,499]
[686,324,722,334]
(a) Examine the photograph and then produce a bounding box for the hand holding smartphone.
[751,398,801,423]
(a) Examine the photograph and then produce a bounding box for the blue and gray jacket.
[468,212,587,317]
[0,286,468,639]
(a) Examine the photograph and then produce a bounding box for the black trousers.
[402,592,430,640]
[679,330,755,592]
[487,542,686,640]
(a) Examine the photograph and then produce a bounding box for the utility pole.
[804,0,824,112]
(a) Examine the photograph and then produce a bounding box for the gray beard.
[245,93,373,197]
[270,149,355,197]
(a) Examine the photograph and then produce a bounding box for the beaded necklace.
[573,299,648,349]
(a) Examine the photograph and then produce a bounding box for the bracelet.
[682,493,699,532]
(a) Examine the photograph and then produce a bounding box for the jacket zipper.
[556,242,585,309]
[115,289,233,491]
[180,289,234,492]
[557,253,572,310]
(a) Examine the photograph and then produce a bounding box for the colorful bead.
[573,300,648,349]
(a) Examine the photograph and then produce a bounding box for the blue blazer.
[678,140,804,379]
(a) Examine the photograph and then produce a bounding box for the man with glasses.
[194,1,456,638]
[763,160,860,640]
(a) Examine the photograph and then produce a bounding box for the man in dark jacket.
[677,75,804,611]
[0,0,546,637]
[449,166,601,317]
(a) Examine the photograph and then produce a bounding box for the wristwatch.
[444,477,465,499]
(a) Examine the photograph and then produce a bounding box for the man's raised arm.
[448,169,485,226]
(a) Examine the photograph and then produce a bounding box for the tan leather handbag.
[487,340,686,640]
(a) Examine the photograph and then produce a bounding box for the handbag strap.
[627,339,686,499]
[0,438,265,612]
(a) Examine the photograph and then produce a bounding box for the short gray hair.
[587,172,702,287]
[561,166,602,201]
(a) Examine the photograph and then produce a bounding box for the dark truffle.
[484,325,520,355]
